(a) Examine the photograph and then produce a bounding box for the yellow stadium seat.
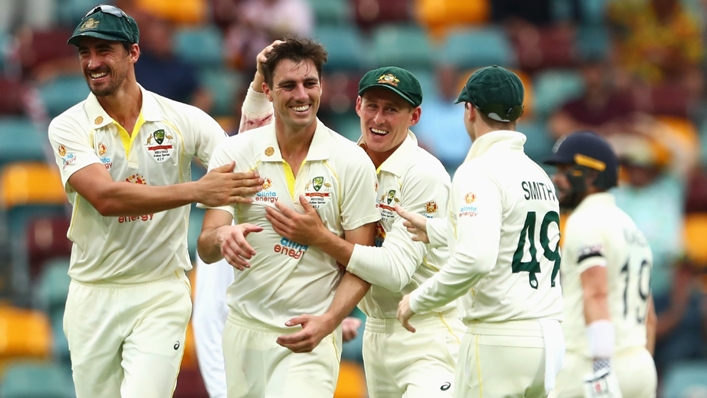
[334,361,367,398]
[181,322,198,370]
[684,213,707,265]
[0,305,52,373]
[414,0,490,42]
[134,0,207,25]
[0,162,66,209]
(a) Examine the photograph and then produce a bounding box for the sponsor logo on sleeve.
[98,142,112,169]
[459,192,478,218]
[424,201,438,218]
[255,177,278,204]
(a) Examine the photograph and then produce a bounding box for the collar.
[464,130,526,162]
[575,191,615,212]
[84,84,163,129]
[374,131,418,176]
[259,119,332,162]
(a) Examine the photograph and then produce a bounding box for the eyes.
[278,80,320,90]
[364,103,400,114]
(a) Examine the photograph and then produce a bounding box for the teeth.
[371,128,388,135]
[90,72,107,79]
[292,105,309,111]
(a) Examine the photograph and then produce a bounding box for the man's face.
[264,58,321,131]
[78,37,136,97]
[356,87,420,159]
[551,164,575,208]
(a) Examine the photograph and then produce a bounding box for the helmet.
[544,131,618,208]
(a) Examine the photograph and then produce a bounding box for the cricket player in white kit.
[244,64,465,397]
[543,132,657,398]
[397,66,565,398]
[197,38,379,398]
[47,5,262,398]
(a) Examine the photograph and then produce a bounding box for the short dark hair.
[262,37,328,88]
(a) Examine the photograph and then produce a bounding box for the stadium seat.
[0,118,48,169]
[38,74,91,118]
[50,312,71,365]
[408,67,439,102]
[575,24,610,61]
[512,26,577,73]
[352,0,411,30]
[516,118,554,163]
[441,27,516,70]
[684,212,707,263]
[35,258,71,318]
[173,365,209,398]
[26,217,72,284]
[661,360,707,398]
[16,28,75,77]
[0,31,9,72]
[641,84,692,118]
[415,0,490,41]
[371,24,435,69]
[531,69,584,118]
[334,361,367,398]
[134,0,208,26]
[332,112,362,142]
[174,26,224,69]
[199,68,244,118]
[0,78,28,116]
[0,360,75,398]
[0,305,52,365]
[309,0,351,26]
[320,71,363,115]
[57,0,108,26]
[314,25,370,72]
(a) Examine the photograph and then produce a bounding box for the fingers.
[299,195,316,214]
[401,319,416,333]
[211,161,235,173]
[221,245,250,271]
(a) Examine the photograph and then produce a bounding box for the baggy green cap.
[456,65,524,122]
[358,66,423,107]
[68,5,140,46]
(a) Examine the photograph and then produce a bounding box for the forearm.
[197,227,225,264]
[646,295,656,355]
[88,180,200,217]
[312,231,354,267]
[347,241,421,292]
[583,294,611,324]
[323,272,370,330]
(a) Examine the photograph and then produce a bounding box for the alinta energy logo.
[459,192,478,218]
[255,177,278,204]
[273,237,308,260]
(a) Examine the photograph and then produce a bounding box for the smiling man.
[46,5,263,398]
[223,56,465,396]
[196,37,379,398]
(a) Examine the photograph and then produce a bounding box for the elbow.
[387,275,413,293]
[94,200,121,217]
[197,234,220,264]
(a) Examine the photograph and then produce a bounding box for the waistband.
[465,319,550,337]
[365,309,459,334]
[227,310,299,335]
[70,270,188,288]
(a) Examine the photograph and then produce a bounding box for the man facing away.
[196,37,380,398]
[47,5,262,398]
[396,65,565,398]
[544,131,657,398]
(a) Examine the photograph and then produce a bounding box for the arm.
[646,294,656,356]
[198,208,264,266]
[581,265,615,367]
[192,256,234,398]
[275,222,376,353]
[238,41,282,133]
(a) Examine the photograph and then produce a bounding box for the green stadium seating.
[372,25,435,70]
[314,25,370,72]
[308,0,351,25]
[38,75,90,119]
[661,360,707,398]
[441,27,516,70]
[199,68,244,118]
[532,69,584,118]
[0,361,75,398]
[0,118,47,169]
[35,258,71,318]
[174,26,224,68]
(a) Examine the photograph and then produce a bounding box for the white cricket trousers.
[363,309,465,398]
[549,347,657,398]
[223,311,342,398]
[455,319,565,398]
[63,272,192,398]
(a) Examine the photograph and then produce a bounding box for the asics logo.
[441,382,451,391]
[174,341,180,350]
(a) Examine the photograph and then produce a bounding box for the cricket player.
[47,5,262,398]
[544,131,657,398]
[197,37,379,398]
[396,66,565,397]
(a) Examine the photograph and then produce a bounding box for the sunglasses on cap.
[84,5,128,18]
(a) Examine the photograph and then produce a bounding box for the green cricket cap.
[358,66,423,107]
[456,65,524,122]
[68,5,140,47]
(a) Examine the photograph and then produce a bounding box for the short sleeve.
[47,116,103,192]
[338,147,380,231]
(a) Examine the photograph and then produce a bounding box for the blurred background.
[0,0,706,397]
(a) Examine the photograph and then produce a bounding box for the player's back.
[561,192,653,356]
[454,131,563,323]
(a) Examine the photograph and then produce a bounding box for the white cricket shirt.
[410,131,564,324]
[561,192,653,356]
[48,86,226,283]
[206,120,380,329]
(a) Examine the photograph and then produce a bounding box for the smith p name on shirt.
[521,180,557,201]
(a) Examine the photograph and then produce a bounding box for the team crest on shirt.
[145,129,174,162]
[97,142,112,169]
[424,201,438,218]
[255,177,278,204]
[57,145,67,157]
[304,176,332,209]
[58,144,76,169]
[459,192,478,218]
[125,174,147,185]
[376,188,399,221]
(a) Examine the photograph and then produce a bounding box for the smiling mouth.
[291,105,310,112]
[370,128,388,136]
[89,72,108,80]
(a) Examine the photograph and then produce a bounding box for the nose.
[372,109,385,125]
[293,83,307,102]
[86,53,101,70]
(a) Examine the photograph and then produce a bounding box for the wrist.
[586,319,614,359]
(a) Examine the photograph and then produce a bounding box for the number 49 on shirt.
[512,211,561,289]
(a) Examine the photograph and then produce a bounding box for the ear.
[263,82,273,102]
[130,43,140,63]
[409,106,422,127]
[355,96,363,117]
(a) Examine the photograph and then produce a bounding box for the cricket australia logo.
[304,176,331,209]
[386,190,399,205]
[376,188,398,221]
[145,129,174,163]
[377,74,400,86]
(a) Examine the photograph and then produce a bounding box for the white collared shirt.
[347,132,454,319]
[205,119,380,328]
[410,130,564,324]
[561,192,653,356]
[48,86,226,283]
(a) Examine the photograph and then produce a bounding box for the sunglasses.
[85,5,128,18]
